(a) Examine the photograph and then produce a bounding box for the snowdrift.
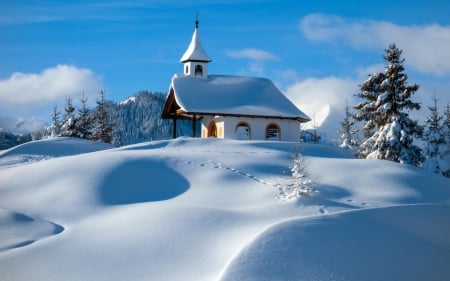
[219,204,450,281]
[0,137,449,281]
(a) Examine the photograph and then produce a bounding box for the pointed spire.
[180,13,212,63]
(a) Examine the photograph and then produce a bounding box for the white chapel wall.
[201,116,301,142]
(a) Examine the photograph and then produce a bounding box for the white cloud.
[355,64,386,80]
[284,76,358,139]
[0,65,103,118]
[225,48,280,76]
[225,48,279,61]
[285,76,358,115]
[299,13,450,76]
[283,74,449,142]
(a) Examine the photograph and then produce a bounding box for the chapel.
[161,18,310,142]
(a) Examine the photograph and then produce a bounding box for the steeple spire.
[180,13,211,78]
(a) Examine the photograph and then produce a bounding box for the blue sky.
[1,0,450,123]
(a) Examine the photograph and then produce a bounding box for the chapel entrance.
[207,121,218,138]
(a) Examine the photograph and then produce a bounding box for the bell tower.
[180,14,212,78]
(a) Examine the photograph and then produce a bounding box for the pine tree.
[93,89,113,143]
[77,93,93,139]
[50,106,61,137]
[354,72,385,139]
[61,96,77,137]
[423,95,446,174]
[278,150,315,201]
[353,43,424,166]
[338,101,359,150]
[441,102,450,177]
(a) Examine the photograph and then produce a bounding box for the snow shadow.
[219,204,450,281]
[251,142,354,159]
[296,184,358,210]
[0,209,64,252]
[99,160,189,205]
[118,140,171,151]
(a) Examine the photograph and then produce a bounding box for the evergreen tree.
[423,95,446,174]
[93,89,113,143]
[338,101,359,150]
[354,72,385,139]
[353,43,424,166]
[50,106,61,137]
[76,93,93,139]
[278,150,315,201]
[61,96,77,137]
[441,102,450,177]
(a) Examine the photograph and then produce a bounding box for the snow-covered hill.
[0,137,449,281]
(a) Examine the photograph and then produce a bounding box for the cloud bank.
[225,48,279,61]
[285,76,357,125]
[225,48,280,76]
[300,13,450,76]
[0,65,103,118]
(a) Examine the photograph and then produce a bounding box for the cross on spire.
[195,12,199,28]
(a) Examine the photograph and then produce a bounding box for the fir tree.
[93,89,114,144]
[77,93,93,139]
[338,101,359,150]
[278,150,315,201]
[441,102,450,177]
[423,95,446,174]
[354,72,385,138]
[61,96,77,137]
[50,106,61,137]
[353,43,424,166]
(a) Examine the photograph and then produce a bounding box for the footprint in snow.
[319,207,328,214]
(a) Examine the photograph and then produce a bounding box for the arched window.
[195,64,203,76]
[266,123,281,140]
[235,122,251,140]
[185,65,189,74]
[207,121,217,138]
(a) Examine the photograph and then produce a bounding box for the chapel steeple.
[180,14,211,78]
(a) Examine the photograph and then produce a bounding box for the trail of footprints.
[185,159,272,186]
[182,152,370,213]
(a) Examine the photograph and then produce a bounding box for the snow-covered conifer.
[49,106,61,137]
[440,102,450,177]
[353,43,424,166]
[278,150,314,201]
[61,96,78,137]
[423,95,446,174]
[76,93,93,139]
[338,101,359,151]
[93,89,114,144]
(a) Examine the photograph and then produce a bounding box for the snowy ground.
[0,137,449,281]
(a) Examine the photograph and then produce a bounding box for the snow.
[180,27,211,63]
[0,137,113,168]
[171,74,310,121]
[0,137,449,281]
[118,96,136,105]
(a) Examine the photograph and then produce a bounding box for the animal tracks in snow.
[184,159,271,185]
[346,199,370,207]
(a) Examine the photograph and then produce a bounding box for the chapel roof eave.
[180,111,311,122]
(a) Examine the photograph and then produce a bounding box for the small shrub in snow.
[278,150,315,201]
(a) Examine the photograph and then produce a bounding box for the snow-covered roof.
[180,27,212,63]
[163,74,311,122]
